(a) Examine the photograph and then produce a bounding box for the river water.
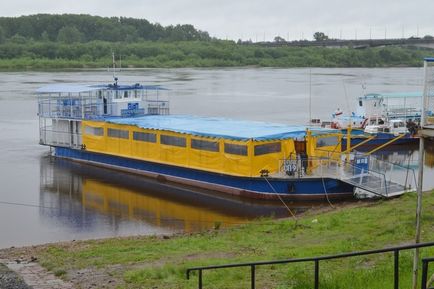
[0,68,433,248]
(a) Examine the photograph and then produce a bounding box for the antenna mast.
[112,52,118,86]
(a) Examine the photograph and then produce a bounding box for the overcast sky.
[2,0,434,41]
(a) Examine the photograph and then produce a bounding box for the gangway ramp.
[341,174,408,198]
[306,154,416,198]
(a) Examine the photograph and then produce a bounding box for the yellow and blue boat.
[37,79,358,201]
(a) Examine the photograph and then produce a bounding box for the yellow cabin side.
[83,121,343,178]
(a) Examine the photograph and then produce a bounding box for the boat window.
[160,135,186,147]
[107,128,129,139]
[84,126,104,136]
[134,90,141,98]
[114,90,121,99]
[394,122,399,128]
[191,139,219,152]
[317,136,339,147]
[224,143,248,156]
[133,131,156,143]
[359,100,363,106]
[124,91,129,98]
[254,142,281,156]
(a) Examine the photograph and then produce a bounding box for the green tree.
[313,32,329,41]
[274,36,286,43]
[0,26,5,44]
[41,31,50,42]
[10,34,26,44]
[57,26,83,43]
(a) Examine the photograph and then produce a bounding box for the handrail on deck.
[186,241,434,289]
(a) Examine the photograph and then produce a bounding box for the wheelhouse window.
[317,136,339,147]
[254,142,281,156]
[191,139,219,152]
[133,131,156,143]
[84,126,103,136]
[134,90,141,99]
[160,135,186,147]
[114,90,121,99]
[107,128,129,139]
[224,143,248,156]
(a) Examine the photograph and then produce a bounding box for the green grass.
[37,191,434,288]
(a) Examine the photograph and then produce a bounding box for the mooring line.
[262,176,297,220]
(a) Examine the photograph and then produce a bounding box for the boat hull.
[54,147,355,201]
[342,133,418,150]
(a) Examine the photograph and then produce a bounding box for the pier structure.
[413,57,434,288]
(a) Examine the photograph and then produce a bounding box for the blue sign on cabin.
[128,102,139,110]
[121,102,144,117]
[354,155,369,175]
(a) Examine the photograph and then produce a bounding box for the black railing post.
[186,269,190,280]
[251,265,255,289]
[314,260,319,289]
[394,250,399,289]
[199,269,203,289]
[421,259,428,289]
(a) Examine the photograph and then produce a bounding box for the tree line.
[0,40,430,69]
[0,14,210,43]
[0,14,432,69]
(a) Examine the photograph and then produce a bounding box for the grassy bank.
[2,192,434,288]
[0,41,432,70]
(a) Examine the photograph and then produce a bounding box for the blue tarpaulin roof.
[106,115,338,141]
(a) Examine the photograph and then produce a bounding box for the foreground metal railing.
[186,241,434,289]
[422,257,434,289]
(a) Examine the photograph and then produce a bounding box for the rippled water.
[0,68,433,248]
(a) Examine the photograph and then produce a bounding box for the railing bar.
[421,259,428,289]
[251,265,255,289]
[187,242,434,272]
[198,269,202,289]
[314,260,319,289]
[394,250,399,289]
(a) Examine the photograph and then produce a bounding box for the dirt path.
[1,258,74,289]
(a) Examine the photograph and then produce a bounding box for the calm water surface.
[0,68,433,248]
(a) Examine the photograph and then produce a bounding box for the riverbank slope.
[1,192,434,289]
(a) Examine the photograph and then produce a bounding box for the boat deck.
[272,157,412,198]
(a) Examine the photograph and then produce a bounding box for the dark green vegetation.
[11,191,432,289]
[0,14,433,69]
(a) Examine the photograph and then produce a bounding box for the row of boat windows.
[85,126,282,156]
[98,90,143,100]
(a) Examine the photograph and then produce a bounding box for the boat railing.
[39,126,82,148]
[38,97,170,119]
[364,153,418,191]
[279,153,413,197]
[314,148,417,191]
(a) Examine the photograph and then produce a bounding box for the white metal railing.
[39,126,82,148]
[38,98,170,119]
[278,153,415,197]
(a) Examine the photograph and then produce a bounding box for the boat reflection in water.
[39,155,308,235]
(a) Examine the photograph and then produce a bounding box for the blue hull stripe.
[55,147,354,200]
